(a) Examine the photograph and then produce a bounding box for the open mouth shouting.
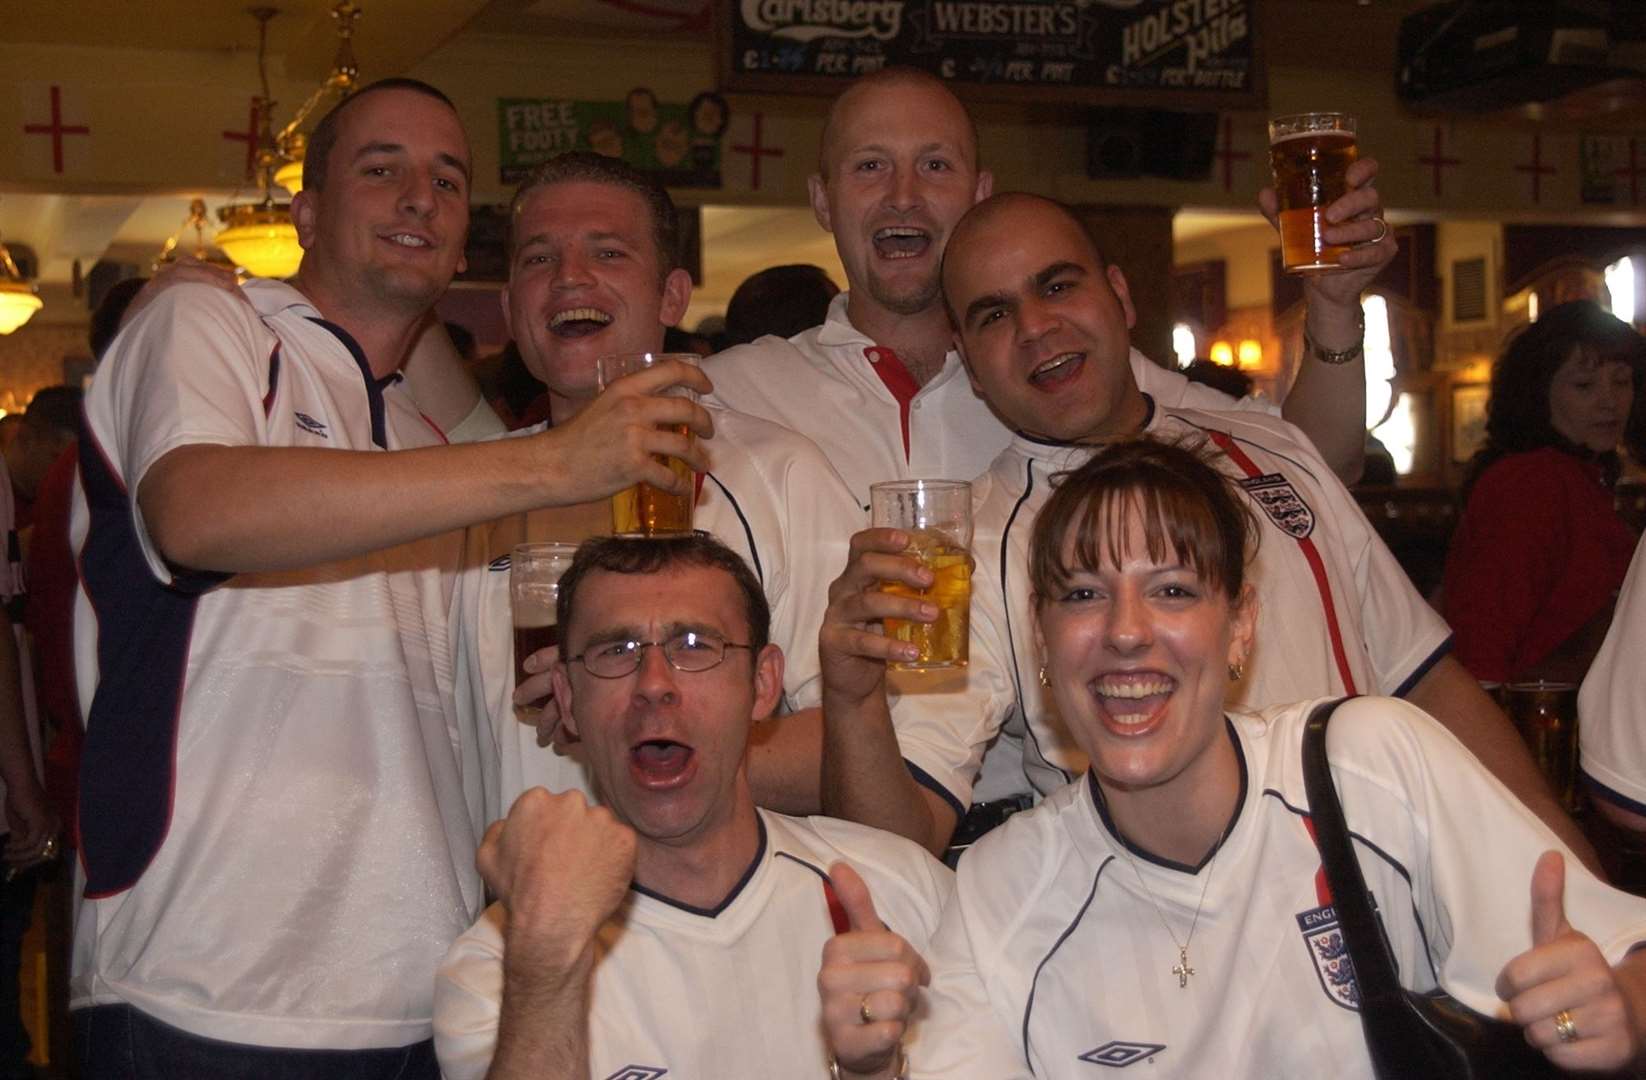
[549,306,614,339]
[1029,351,1085,390]
[1091,672,1175,736]
[629,736,697,790]
[872,225,932,261]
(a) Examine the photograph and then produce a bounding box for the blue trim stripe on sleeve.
[1393,634,1453,698]
[905,758,967,823]
[1582,771,1646,818]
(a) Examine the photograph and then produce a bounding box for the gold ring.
[1554,1008,1579,1044]
[859,995,874,1025]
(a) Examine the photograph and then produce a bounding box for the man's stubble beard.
[864,264,943,318]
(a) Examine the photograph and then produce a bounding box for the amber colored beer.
[881,538,972,671]
[611,423,694,536]
[1269,121,1358,273]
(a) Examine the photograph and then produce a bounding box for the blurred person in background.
[3,388,80,533]
[1444,300,1645,685]
[722,264,840,349]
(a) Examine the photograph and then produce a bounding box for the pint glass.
[510,542,578,700]
[871,480,973,671]
[1505,680,1580,812]
[595,352,698,536]
[1268,112,1358,273]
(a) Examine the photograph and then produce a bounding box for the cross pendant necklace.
[1172,946,1195,988]
[1116,838,1221,991]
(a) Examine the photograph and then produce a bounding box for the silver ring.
[1369,217,1390,245]
[1554,1008,1579,1044]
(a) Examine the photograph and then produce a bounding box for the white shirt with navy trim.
[893,401,1453,812]
[1580,533,1646,813]
[452,405,859,824]
[705,292,1273,510]
[911,697,1646,1079]
[70,278,479,1051]
[433,809,952,1079]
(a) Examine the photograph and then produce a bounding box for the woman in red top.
[1444,300,1644,683]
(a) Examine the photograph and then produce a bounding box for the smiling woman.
[844,435,1646,1080]
[1443,300,1646,684]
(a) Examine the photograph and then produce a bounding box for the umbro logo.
[1078,1041,1165,1067]
[294,412,329,438]
[603,1068,668,1080]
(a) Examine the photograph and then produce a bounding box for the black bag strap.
[1300,697,1406,1002]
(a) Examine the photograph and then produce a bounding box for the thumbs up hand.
[1495,851,1643,1072]
[818,862,930,1079]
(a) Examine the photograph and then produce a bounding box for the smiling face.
[502,179,691,407]
[1035,501,1255,804]
[291,86,471,315]
[552,564,783,848]
[808,75,992,320]
[1548,349,1634,453]
[945,195,1146,443]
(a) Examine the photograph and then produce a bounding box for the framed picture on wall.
[1451,383,1490,464]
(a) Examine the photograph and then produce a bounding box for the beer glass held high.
[871,480,973,671]
[511,542,578,709]
[595,352,699,536]
[1268,112,1358,273]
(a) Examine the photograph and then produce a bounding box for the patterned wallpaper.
[0,321,93,413]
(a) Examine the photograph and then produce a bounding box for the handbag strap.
[1300,697,1405,999]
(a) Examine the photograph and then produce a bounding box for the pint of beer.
[1505,680,1580,811]
[871,480,973,671]
[596,352,699,536]
[511,542,578,703]
[1268,112,1357,273]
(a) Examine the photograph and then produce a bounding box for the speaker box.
[1086,110,1218,182]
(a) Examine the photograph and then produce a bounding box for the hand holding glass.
[870,480,973,671]
[1268,112,1358,273]
[510,542,578,706]
[595,352,700,536]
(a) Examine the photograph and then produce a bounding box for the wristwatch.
[830,1045,909,1080]
[1303,311,1365,366]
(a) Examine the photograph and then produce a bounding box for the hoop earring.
[1038,667,1050,688]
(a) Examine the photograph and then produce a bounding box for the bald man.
[821,191,1592,866]
[704,67,1389,510]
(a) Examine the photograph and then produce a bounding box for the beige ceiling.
[6,0,1643,324]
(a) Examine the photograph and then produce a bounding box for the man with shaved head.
[705,67,1386,512]
[820,190,1591,865]
[704,67,1397,841]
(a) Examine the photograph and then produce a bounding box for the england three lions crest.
[1297,905,1360,1010]
[1239,473,1315,539]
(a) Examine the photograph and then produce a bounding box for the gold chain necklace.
[1114,839,1221,989]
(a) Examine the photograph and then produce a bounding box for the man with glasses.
[433,534,948,1079]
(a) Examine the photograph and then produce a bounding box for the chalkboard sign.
[718,0,1264,109]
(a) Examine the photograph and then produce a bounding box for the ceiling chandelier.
[215,8,303,279]
[0,235,41,336]
[274,2,362,196]
[155,198,239,273]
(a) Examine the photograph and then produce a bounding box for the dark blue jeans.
[74,1004,438,1080]
[0,862,36,1079]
